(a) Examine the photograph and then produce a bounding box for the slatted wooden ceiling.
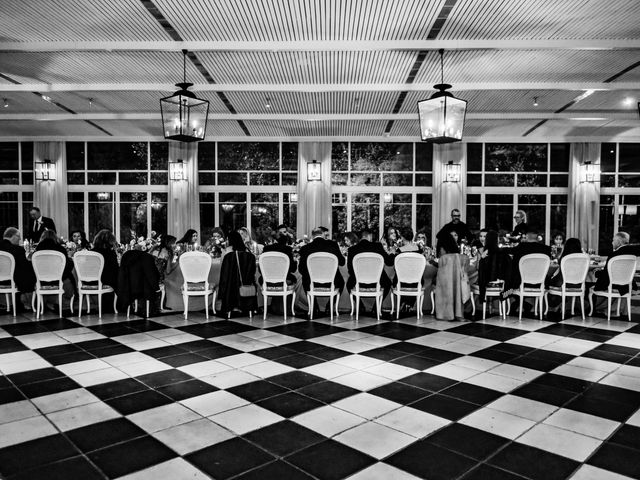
[0,0,638,140]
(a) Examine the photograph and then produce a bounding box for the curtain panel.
[34,141,68,239]
[296,142,332,238]
[432,143,467,246]
[567,142,600,252]
[167,142,200,240]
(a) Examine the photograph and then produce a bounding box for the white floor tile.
[152,418,234,455]
[300,362,356,379]
[626,407,640,427]
[102,352,154,367]
[569,464,635,480]
[489,364,544,382]
[56,358,112,376]
[485,395,558,422]
[0,400,40,425]
[332,354,385,370]
[241,361,295,379]
[117,359,170,377]
[209,404,283,435]
[544,408,620,440]
[70,367,129,387]
[517,423,602,462]
[200,369,260,388]
[566,357,621,373]
[46,402,120,431]
[32,388,100,414]
[460,407,536,440]
[115,457,211,480]
[464,372,525,393]
[335,421,415,459]
[375,406,450,438]
[127,403,201,433]
[506,332,559,348]
[599,373,640,392]
[332,371,391,391]
[176,360,231,378]
[542,337,601,356]
[14,332,68,349]
[423,363,479,381]
[332,393,402,420]
[449,356,501,372]
[293,405,366,437]
[551,364,608,382]
[363,363,419,381]
[0,416,58,448]
[180,391,249,417]
[334,340,382,353]
[346,462,423,480]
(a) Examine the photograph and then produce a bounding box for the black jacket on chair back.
[0,239,36,292]
[346,239,394,292]
[298,237,345,292]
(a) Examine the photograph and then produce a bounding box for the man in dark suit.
[0,227,36,311]
[262,230,298,285]
[298,227,345,293]
[594,232,639,295]
[437,209,474,244]
[346,229,395,298]
[27,207,56,243]
[509,230,552,289]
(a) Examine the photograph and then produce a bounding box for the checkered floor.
[0,307,639,480]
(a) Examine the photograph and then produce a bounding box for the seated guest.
[509,230,552,289]
[472,228,488,250]
[547,237,582,289]
[398,227,422,253]
[27,206,56,243]
[238,227,263,256]
[509,210,528,242]
[36,229,76,303]
[318,226,331,240]
[219,231,258,316]
[382,225,401,253]
[177,229,199,246]
[434,233,471,321]
[299,227,345,294]
[340,232,359,250]
[414,230,428,250]
[437,209,474,245]
[594,231,639,295]
[476,231,512,304]
[0,227,36,310]
[346,229,394,299]
[261,230,297,285]
[551,233,565,260]
[92,229,120,289]
[204,228,227,257]
[71,230,91,250]
[149,234,177,283]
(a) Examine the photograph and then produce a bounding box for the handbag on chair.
[236,252,257,297]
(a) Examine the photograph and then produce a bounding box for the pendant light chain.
[439,48,444,85]
[182,49,187,84]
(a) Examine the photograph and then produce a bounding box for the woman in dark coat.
[546,237,583,289]
[218,231,257,316]
[91,229,119,289]
[477,230,512,303]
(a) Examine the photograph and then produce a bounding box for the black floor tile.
[9,456,104,480]
[585,383,640,406]
[592,344,640,357]
[565,394,638,422]
[135,368,193,388]
[588,442,640,478]
[159,352,209,367]
[74,338,121,351]
[368,382,431,405]
[0,434,79,478]
[125,319,166,332]
[360,346,408,361]
[88,435,177,479]
[186,437,274,479]
[511,383,578,407]
[87,378,149,401]
[417,347,464,363]
[156,379,218,401]
[398,372,458,392]
[88,324,137,337]
[426,423,510,461]
[536,324,585,337]
[32,344,83,359]
[276,353,326,368]
[472,348,523,363]
[307,346,351,361]
[258,392,324,417]
[386,440,478,480]
[286,439,375,480]
[1,323,48,336]
[507,354,566,372]
[46,350,96,365]
[295,381,360,404]
[104,389,172,415]
[87,344,134,358]
[0,337,29,354]
[440,383,503,406]
[7,367,64,386]
[0,376,10,389]
[526,349,575,364]
[267,371,325,390]
[391,354,440,370]
[177,323,222,338]
[174,339,217,352]
[252,345,299,361]
[283,341,325,354]
[37,318,81,331]
[391,342,432,355]
[244,420,327,457]
[19,376,80,399]
[607,425,640,451]
[235,460,314,480]
[471,327,527,342]
[582,348,634,364]
[198,344,244,359]
[488,442,579,480]
[66,418,147,453]
[530,373,592,393]
[228,380,289,402]
[411,394,482,420]
[140,345,186,359]
[0,387,25,404]
[460,463,529,480]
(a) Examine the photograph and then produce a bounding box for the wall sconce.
[169,159,186,181]
[626,205,637,216]
[290,193,298,202]
[581,161,600,183]
[383,193,393,203]
[443,161,461,182]
[307,160,321,181]
[221,204,234,213]
[35,159,55,181]
[96,192,110,201]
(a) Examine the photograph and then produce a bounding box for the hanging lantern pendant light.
[417,49,467,144]
[160,49,210,142]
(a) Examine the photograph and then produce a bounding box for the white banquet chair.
[179,251,214,320]
[513,253,550,321]
[544,253,590,320]
[471,280,506,320]
[259,251,296,321]
[0,251,17,316]
[307,252,340,321]
[391,253,426,320]
[74,251,117,319]
[350,253,385,321]
[31,250,74,319]
[589,255,637,322]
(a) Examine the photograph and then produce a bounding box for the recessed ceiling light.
[265,96,271,109]
[623,97,634,107]
[2,98,7,108]
[533,97,539,107]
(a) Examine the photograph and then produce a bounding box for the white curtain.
[296,142,332,238]
[431,143,467,245]
[33,141,68,239]
[167,142,200,239]
[567,142,600,252]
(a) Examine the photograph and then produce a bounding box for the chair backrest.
[259,251,290,283]
[179,251,212,283]
[353,253,384,285]
[308,252,339,285]
[74,251,104,284]
[32,250,66,283]
[394,252,426,284]
[560,253,590,285]
[0,251,15,284]
[518,253,550,285]
[608,255,637,286]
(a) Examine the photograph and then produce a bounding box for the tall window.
[466,142,569,242]
[0,142,34,235]
[198,142,297,243]
[67,141,169,243]
[331,142,433,240]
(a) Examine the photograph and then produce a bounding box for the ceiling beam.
[1,39,640,52]
[1,83,638,93]
[1,112,636,121]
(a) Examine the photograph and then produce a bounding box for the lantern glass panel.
[418,95,467,143]
[161,93,209,142]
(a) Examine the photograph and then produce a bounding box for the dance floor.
[0,306,639,479]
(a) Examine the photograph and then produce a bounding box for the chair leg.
[571,297,576,316]
[561,295,565,320]
[355,295,360,321]
[544,293,549,315]
[291,293,296,320]
[607,296,612,322]
[335,293,340,318]
[349,294,354,316]
[204,294,209,320]
[114,295,118,314]
[4,293,8,313]
[58,293,62,318]
[283,295,287,322]
[98,293,102,319]
[329,295,334,321]
[580,294,585,320]
[160,286,166,310]
[211,290,217,314]
[183,295,188,320]
[78,293,83,318]
[11,292,16,317]
[627,296,631,322]
[308,293,313,320]
[430,291,435,315]
[482,301,487,320]
[70,294,74,315]
[588,291,594,316]
[146,301,149,318]
[263,295,268,321]
[616,298,621,317]
[390,292,395,318]
[376,296,380,322]
[519,295,523,321]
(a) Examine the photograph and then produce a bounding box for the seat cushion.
[356,287,379,293]
[182,283,209,291]
[548,285,583,293]
[39,284,61,290]
[266,284,295,292]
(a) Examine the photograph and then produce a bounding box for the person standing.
[437,209,473,244]
[27,207,56,243]
[510,210,528,242]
